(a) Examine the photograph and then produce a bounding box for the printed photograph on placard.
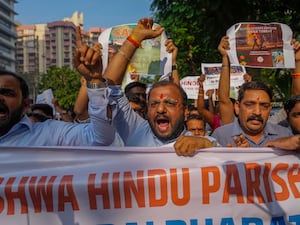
[99,23,171,89]
[226,22,294,68]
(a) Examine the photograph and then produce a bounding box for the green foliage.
[150,0,300,100]
[39,66,81,109]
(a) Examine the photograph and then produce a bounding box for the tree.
[150,0,300,100]
[39,66,81,109]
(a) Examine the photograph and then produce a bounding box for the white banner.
[0,146,299,225]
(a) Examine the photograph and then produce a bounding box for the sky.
[15,0,154,30]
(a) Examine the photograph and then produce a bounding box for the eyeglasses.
[149,98,179,108]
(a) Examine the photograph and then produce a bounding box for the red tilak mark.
[160,94,164,99]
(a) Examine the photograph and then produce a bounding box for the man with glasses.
[76,18,216,150]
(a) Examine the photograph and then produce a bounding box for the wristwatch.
[86,78,107,89]
[172,64,177,71]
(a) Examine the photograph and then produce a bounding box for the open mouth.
[0,103,8,119]
[156,117,170,132]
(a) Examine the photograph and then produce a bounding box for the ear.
[184,106,189,121]
[23,98,31,108]
[234,101,240,116]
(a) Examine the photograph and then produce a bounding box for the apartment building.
[0,0,17,72]
[15,11,106,74]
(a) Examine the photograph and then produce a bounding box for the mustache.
[0,102,8,113]
[247,115,264,123]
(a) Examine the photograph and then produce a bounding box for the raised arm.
[165,39,180,85]
[197,75,214,127]
[218,36,235,124]
[103,18,164,85]
[73,77,89,122]
[292,39,300,96]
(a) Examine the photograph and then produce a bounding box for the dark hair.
[284,94,300,116]
[124,82,146,95]
[186,114,205,122]
[185,114,206,128]
[0,69,29,99]
[26,112,49,122]
[148,80,188,106]
[188,105,198,111]
[31,103,54,118]
[237,81,272,102]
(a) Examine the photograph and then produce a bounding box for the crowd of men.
[0,18,299,154]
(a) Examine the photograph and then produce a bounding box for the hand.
[218,36,230,57]
[174,135,213,156]
[130,18,164,43]
[198,74,206,83]
[264,135,300,151]
[165,39,178,64]
[74,26,103,81]
[52,98,59,106]
[291,39,300,62]
[206,89,214,98]
[227,135,250,147]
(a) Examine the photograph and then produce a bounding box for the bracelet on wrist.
[172,64,177,71]
[86,78,108,89]
[292,72,300,78]
[222,64,230,67]
[127,35,141,48]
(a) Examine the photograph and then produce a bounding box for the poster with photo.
[98,23,171,89]
[201,63,246,100]
[226,23,295,68]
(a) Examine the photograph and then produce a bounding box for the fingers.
[76,26,83,47]
[174,136,194,156]
[165,39,178,53]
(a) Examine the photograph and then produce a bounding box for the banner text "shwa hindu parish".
[0,162,299,215]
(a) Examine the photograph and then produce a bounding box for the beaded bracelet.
[127,35,141,48]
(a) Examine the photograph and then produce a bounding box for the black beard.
[149,115,185,142]
[0,103,25,136]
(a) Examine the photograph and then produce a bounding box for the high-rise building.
[45,21,76,69]
[15,10,106,74]
[16,24,47,74]
[0,0,18,72]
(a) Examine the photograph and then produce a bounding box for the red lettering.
[263,163,273,202]
[272,163,289,201]
[58,175,79,212]
[170,168,190,206]
[148,169,167,207]
[124,171,145,208]
[88,173,110,209]
[5,177,29,215]
[245,163,265,203]
[112,172,121,208]
[223,164,244,203]
[202,166,220,204]
[29,176,57,212]
[288,163,300,198]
